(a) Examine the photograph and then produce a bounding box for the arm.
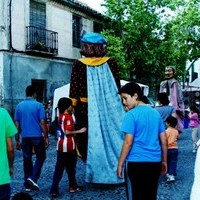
[15,121,21,150]
[40,119,49,148]
[40,119,48,138]
[117,134,133,178]
[7,137,15,176]
[159,132,168,174]
[65,127,87,136]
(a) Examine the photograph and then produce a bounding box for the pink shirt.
[189,113,200,128]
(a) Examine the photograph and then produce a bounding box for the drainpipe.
[8,0,14,116]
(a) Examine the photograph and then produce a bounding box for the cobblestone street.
[11,128,196,200]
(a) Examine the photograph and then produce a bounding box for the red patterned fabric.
[57,114,75,152]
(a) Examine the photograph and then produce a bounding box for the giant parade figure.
[159,66,185,133]
[69,32,125,184]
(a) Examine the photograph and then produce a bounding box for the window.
[72,14,82,48]
[93,21,103,33]
[30,0,46,28]
[30,0,46,45]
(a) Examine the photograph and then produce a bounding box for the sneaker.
[27,178,40,191]
[69,187,82,193]
[25,187,32,192]
[166,175,175,182]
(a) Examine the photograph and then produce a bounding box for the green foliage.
[102,0,200,96]
[102,30,128,79]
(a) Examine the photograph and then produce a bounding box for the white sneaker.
[166,175,175,182]
[27,178,39,191]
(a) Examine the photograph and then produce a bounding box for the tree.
[102,0,200,96]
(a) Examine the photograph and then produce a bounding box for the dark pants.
[50,150,78,194]
[22,137,46,184]
[0,184,10,200]
[167,148,178,176]
[125,162,161,200]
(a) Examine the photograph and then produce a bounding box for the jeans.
[22,137,46,184]
[0,184,10,200]
[167,148,178,176]
[50,150,78,194]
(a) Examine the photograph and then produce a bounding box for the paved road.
[11,128,195,200]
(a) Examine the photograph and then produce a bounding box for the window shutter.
[30,0,46,28]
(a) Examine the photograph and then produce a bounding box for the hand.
[9,167,14,177]
[16,141,21,150]
[44,137,49,148]
[79,127,87,133]
[117,165,123,179]
[161,161,167,175]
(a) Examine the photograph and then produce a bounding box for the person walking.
[0,107,17,200]
[14,85,49,191]
[50,98,86,198]
[45,101,52,136]
[117,82,167,200]
[155,93,176,126]
[165,116,179,182]
[188,105,200,153]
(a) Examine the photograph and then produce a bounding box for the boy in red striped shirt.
[50,98,86,198]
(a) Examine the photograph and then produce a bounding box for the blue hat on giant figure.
[81,32,107,44]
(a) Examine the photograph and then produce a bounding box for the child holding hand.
[165,116,179,182]
[50,98,86,198]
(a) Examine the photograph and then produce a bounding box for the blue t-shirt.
[14,98,45,137]
[121,105,165,162]
[155,105,175,123]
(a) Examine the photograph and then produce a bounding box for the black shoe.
[27,178,40,191]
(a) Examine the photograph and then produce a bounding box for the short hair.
[166,116,177,128]
[190,105,199,114]
[26,85,36,97]
[119,82,143,99]
[157,93,170,106]
[57,97,72,114]
[12,192,33,200]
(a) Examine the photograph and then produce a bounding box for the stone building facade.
[0,0,104,115]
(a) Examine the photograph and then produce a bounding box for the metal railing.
[26,26,58,55]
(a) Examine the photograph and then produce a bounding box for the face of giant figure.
[165,66,175,79]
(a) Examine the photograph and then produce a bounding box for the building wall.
[0,53,4,106]
[0,0,9,49]
[1,51,72,114]
[0,0,103,114]
[8,0,95,59]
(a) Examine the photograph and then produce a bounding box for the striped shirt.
[56,113,75,152]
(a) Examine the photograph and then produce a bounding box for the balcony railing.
[26,26,58,55]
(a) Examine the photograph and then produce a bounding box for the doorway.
[32,79,47,103]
